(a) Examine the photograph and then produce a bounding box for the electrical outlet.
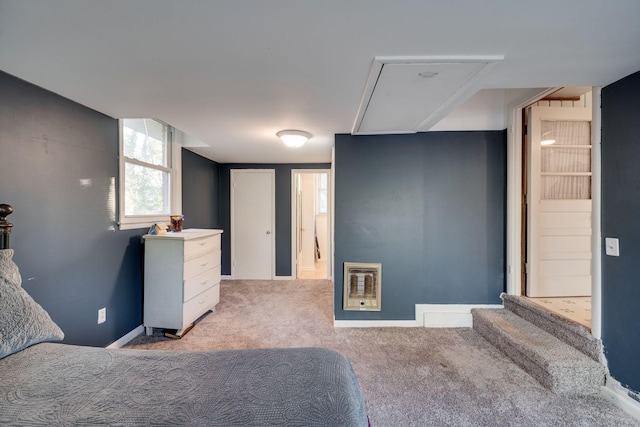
[98,307,107,324]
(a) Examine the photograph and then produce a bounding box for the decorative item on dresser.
[143,228,223,338]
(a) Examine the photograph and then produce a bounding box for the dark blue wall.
[601,70,640,395]
[219,163,330,276]
[334,131,506,320]
[0,70,144,347]
[182,148,221,229]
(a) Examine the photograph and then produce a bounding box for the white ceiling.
[1,1,639,163]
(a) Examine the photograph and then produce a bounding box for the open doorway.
[521,88,595,330]
[291,170,331,280]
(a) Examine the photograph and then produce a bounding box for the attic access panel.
[352,56,503,134]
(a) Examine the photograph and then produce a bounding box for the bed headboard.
[0,204,14,250]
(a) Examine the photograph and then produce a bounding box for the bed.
[0,204,368,426]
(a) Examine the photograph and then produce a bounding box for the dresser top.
[143,228,223,241]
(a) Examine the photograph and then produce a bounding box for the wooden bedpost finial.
[0,204,14,250]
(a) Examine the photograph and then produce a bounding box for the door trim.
[230,169,276,280]
[506,87,602,338]
[291,169,332,280]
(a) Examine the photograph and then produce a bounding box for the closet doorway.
[291,170,331,280]
[522,88,594,329]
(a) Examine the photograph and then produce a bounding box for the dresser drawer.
[184,265,221,302]
[183,250,220,279]
[183,284,220,326]
[184,235,220,259]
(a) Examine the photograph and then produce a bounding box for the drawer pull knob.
[200,262,208,267]
[199,242,206,246]
[200,281,208,285]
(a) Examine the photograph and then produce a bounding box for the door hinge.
[524,263,529,274]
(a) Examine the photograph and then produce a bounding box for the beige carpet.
[125,280,638,426]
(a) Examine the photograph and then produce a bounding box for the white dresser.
[143,228,223,336]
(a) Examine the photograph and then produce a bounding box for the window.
[119,118,181,229]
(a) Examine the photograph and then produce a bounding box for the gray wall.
[334,131,506,320]
[0,70,144,347]
[601,70,640,394]
[219,163,330,276]
[182,148,221,229]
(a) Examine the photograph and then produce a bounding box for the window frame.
[118,119,182,230]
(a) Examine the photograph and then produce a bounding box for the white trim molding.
[334,303,503,328]
[106,325,144,349]
[417,304,503,328]
[601,376,640,422]
[334,319,420,328]
[505,88,558,295]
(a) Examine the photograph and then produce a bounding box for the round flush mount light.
[418,71,439,79]
[277,130,312,148]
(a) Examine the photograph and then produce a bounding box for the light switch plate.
[605,237,620,256]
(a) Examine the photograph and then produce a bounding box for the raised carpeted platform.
[502,294,601,361]
[472,307,605,395]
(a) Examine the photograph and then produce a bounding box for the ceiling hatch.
[352,56,503,135]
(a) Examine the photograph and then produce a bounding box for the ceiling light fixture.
[277,130,312,148]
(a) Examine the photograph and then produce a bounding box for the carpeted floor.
[125,280,639,427]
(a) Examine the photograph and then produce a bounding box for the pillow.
[0,275,64,359]
[0,249,22,287]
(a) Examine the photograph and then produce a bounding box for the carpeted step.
[501,294,601,361]
[472,308,605,395]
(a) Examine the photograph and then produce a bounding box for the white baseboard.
[334,319,420,328]
[221,275,232,280]
[416,304,503,328]
[106,325,144,349]
[601,376,640,422]
[334,304,503,328]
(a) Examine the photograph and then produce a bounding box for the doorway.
[291,170,331,280]
[230,169,275,279]
[520,89,596,330]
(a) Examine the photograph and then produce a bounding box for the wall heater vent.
[343,262,382,311]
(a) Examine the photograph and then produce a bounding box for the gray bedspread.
[0,343,368,426]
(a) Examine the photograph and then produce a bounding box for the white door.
[231,169,275,279]
[527,106,592,297]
